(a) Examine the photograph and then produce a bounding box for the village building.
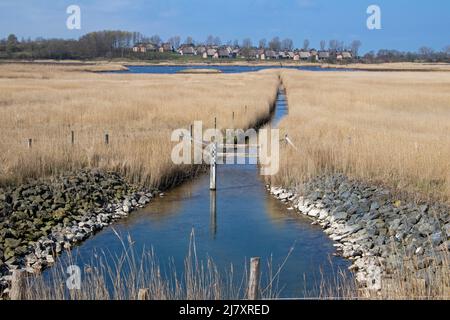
[132,44,147,53]
[196,46,207,54]
[265,50,277,60]
[231,48,241,58]
[299,51,311,61]
[318,51,330,60]
[278,52,288,59]
[179,45,196,55]
[206,48,217,58]
[218,48,231,58]
[342,51,352,59]
[145,43,158,52]
[159,43,173,52]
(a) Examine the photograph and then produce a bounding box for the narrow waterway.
[43,83,351,298]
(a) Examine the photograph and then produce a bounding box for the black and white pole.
[210,142,217,191]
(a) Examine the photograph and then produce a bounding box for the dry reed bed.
[326,62,450,72]
[275,70,450,203]
[0,64,279,188]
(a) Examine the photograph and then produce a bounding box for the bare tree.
[303,39,310,51]
[328,40,338,52]
[445,45,450,55]
[259,38,267,49]
[281,38,294,51]
[6,34,19,53]
[150,35,162,45]
[320,40,326,51]
[185,36,194,45]
[242,38,253,49]
[269,37,281,51]
[418,46,434,59]
[206,35,215,46]
[168,36,180,49]
[213,36,221,46]
[233,39,239,47]
[350,40,362,57]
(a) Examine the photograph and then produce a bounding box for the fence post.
[105,133,109,145]
[137,288,150,300]
[232,111,235,128]
[10,270,26,300]
[71,131,75,145]
[248,257,261,300]
[27,139,32,149]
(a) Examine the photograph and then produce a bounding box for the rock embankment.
[0,169,158,297]
[269,174,449,291]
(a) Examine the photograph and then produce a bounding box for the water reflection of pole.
[210,191,217,239]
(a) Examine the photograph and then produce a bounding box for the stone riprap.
[269,174,449,291]
[0,169,158,297]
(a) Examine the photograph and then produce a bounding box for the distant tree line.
[362,47,450,63]
[0,31,148,60]
[0,30,449,63]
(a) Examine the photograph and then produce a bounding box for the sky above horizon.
[0,0,449,53]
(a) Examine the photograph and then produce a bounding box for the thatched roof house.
[318,51,330,60]
[218,48,230,58]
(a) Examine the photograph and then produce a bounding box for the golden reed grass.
[0,64,279,189]
[274,70,450,203]
[272,70,450,299]
[327,62,450,72]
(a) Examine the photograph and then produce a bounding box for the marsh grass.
[272,70,450,299]
[274,70,450,203]
[0,64,279,189]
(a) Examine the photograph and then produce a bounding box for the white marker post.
[210,142,217,190]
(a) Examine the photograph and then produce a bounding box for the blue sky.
[0,0,449,53]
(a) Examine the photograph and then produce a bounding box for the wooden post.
[214,117,217,130]
[190,124,193,138]
[232,111,235,129]
[137,288,150,300]
[71,131,75,145]
[248,257,261,300]
[10,270,26,300]
[27,139,32,149]
[105,133,109,145]
[210,142,217,191]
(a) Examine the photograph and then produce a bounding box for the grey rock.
[431,232,443,246]
[138,196,150,205]
[332,212,348,222]
[370,202,380,211]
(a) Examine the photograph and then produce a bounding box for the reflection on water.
[43,85,352,298]
[210,191,217,239]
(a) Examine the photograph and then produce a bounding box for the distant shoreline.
[1,59,450,72]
